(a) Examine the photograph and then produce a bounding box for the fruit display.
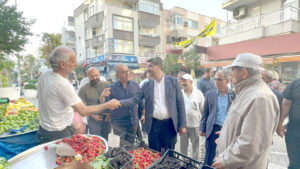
[49,135,107,165]
[128,147,160,169]
[105,147,133,169]
[150,156,196,169]
[0,98,39,135]
[0,157,11,169]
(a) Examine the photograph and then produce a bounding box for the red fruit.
[44,146,48,150]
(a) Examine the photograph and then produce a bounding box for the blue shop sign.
[106,55,137,63]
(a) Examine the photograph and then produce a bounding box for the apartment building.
[73,0,163,78]
[207,0,300,83]
[162,7,225,63]
[61,16,76,53]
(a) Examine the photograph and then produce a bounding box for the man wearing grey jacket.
[212,53,280,169]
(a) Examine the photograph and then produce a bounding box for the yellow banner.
[174,19,217,48]
[198,19,217,38]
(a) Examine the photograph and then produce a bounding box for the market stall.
[0,98,40,159]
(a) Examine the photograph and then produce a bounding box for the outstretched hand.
[107,99,121,110]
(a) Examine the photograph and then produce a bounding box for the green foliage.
[163,54,181,75]
[0,56,15,87]
[39,33,62,66]
[77,76,83,82]
[182,49,200,71]
[0,0,34,55]
[20,54,38,80]
[24,83,36,90]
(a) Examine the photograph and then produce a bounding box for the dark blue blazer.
[120,75,187,134]
[200,89,235,139]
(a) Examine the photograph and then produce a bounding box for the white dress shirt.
[153,75,170,120]
[182,88,205,128]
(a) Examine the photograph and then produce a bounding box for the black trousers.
[148,118,177,152]
[38,125,75,144]
[87,118,111,140]
[286,125,300,169]
[204,124,222,167]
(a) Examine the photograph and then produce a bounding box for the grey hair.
[49,46,74,71]
[246,68,260,76]
[261,69,274,79]
[217,70,230,79]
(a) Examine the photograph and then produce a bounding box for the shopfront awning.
[201,58,274,68]
[277,55,300,63]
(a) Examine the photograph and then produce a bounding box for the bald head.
[87,67,100,86]
[115,63,129,83]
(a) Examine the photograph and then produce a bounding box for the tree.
[0,0,34,55]
[163,54,181,76]
[0,56,15,87]
[182,49,201,72]
[21,54,37,80]
[39,33,62,66]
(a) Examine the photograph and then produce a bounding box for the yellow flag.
[174,37,195,48]
[174,19,217,48]
[198,19,217,38]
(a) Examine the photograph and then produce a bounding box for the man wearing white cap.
[212,53,280,169]
[180,74,205,160]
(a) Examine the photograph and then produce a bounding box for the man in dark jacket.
[200,70,235,167]
[119,57,187,152]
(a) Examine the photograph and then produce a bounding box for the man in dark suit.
[119,57,187,152]
[200,70,235,167]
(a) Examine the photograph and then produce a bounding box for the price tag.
[108,133,120,147]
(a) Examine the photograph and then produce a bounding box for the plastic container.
[119,132,146,151]
[149,149,203,169]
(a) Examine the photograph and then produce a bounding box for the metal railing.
[221,6,300,37]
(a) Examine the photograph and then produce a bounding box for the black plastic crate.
[200,165,215,169]
[105,147,134,169]
[119,132,146,151]
[149,149,203,169]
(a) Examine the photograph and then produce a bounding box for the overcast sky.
[7,0,230,56]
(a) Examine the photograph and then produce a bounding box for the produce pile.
[150,156,198,169]
[0,98,39,135]
[105,147,133,169]
[129,147,160,169]
[48,135,107,165]
[0,157,11,169]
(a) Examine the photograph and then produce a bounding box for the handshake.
[100,88,122,110]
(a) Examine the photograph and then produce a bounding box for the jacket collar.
[235,74,262,94]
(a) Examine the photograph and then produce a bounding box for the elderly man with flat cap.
[212,53,280,169]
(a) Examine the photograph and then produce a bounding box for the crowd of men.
[37,46,299,169]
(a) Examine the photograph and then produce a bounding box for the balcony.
[222,0,258,11]
[138,11,160,27]
[220,6,300,44]
[84,12,104,28]
[139,35,160,47]
[91,35,104,48]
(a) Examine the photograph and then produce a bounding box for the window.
[187,20,198,29]
[170,15,183,25]
[85,28,89,40]
[84,9,88,21]
[92,28,96,38]
[138,0,160,15]
[217,24,221,34]
[114,39,133,54]
[113,15,133,32]
[176,15,183,25]
[89,5,95,16]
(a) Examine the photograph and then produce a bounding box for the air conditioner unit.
[233,6,247,19]
[184,21,188,27]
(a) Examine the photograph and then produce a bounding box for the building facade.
[162,7,225,63]
[62,16,76,53]
[73,0,163,78]
[207,0,300,84]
